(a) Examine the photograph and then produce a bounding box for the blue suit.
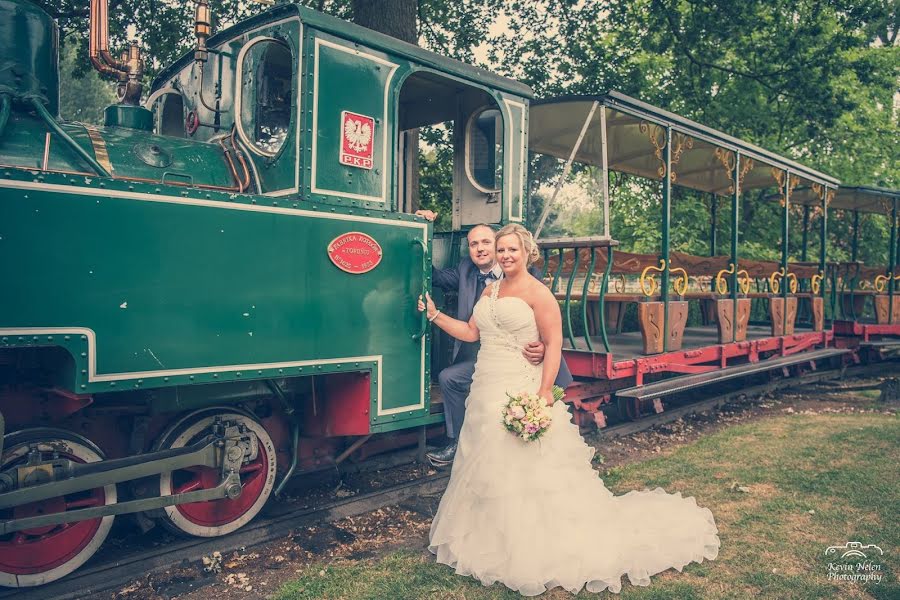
[432,258,573,439]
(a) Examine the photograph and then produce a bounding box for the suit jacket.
[432,258,574,388]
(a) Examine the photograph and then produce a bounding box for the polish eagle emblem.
[343,118,372,153]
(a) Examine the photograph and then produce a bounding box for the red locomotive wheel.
[0,429,116,588]
[155,410,277,537]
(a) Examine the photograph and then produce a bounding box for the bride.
[418,224,720,596]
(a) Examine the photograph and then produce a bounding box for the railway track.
[9,360,896,600]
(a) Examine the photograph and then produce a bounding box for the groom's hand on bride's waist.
[522,341,545,365]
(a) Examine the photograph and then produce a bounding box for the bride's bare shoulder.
[526,278,556,305]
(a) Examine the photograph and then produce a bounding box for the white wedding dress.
[429,283,720,596]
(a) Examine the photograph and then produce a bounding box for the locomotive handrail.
[31,98,110,178]
[411,238,429,341]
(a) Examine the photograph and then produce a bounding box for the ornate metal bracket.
[715,262,736,295]
[811,272,824,295]
[639,121,667,179]
[670,266,689,296]
[716,263,751,295]
[669,132,693,183]
[874,272,900,293]
[640,259,666,296]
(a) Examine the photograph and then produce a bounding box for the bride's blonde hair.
[496,223,540,266]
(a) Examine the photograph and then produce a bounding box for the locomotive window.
[465,107,503,193]
[238,38,294,157]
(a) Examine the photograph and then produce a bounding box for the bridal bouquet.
[502,386,565,442]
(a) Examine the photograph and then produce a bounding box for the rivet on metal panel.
[80,352,86,357]
[189,375,195,380]
[164,377,169,382]
[81,335,87,340]
[47,336,52,341]
[81,369,86,374]
[81,385,86,389]
[110,382,116,387]
[213,374,218,378]
[64,335,70,340]
[278,369,283,373]
[32,336,38,341]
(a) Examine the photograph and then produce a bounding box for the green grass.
[274,412,899,599]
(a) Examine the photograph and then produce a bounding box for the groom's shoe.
[426,441,457,467]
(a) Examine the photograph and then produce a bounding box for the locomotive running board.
[616,348,849,402]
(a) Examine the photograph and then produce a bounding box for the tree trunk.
[352,0,420,211]
[351,0,417,44]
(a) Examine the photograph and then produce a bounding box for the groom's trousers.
[438,358,476,439]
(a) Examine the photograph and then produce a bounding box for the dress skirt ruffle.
[428,339,719,596]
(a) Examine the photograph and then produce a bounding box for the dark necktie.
[475,272,493,301]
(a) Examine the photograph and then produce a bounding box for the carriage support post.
[661,127,672,352]
[731,153,742,342]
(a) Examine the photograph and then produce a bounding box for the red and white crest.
[340,111,375,169]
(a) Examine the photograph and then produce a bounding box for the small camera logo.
[825,542,884,560]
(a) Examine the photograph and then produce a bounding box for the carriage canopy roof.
[787,185,900,216]
[529,92,839,196]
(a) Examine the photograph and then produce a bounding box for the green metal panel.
[0,171,431,431]
[307,31,404,206]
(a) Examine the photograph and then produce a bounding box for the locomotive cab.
[146,4,532,221]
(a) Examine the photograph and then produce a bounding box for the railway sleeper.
[0,422,254,533]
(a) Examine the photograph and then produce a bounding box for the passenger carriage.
[524,94,846,427]
[788,186,900,347]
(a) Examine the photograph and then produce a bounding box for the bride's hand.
[539,389,554,407]
[418,292,439,321]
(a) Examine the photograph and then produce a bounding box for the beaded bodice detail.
[472,282,540,355]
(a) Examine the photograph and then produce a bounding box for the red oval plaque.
[327,232,383,274]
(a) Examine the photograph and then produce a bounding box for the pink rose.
[511,405,526,419]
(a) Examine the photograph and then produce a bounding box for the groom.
[416,211,573,467]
